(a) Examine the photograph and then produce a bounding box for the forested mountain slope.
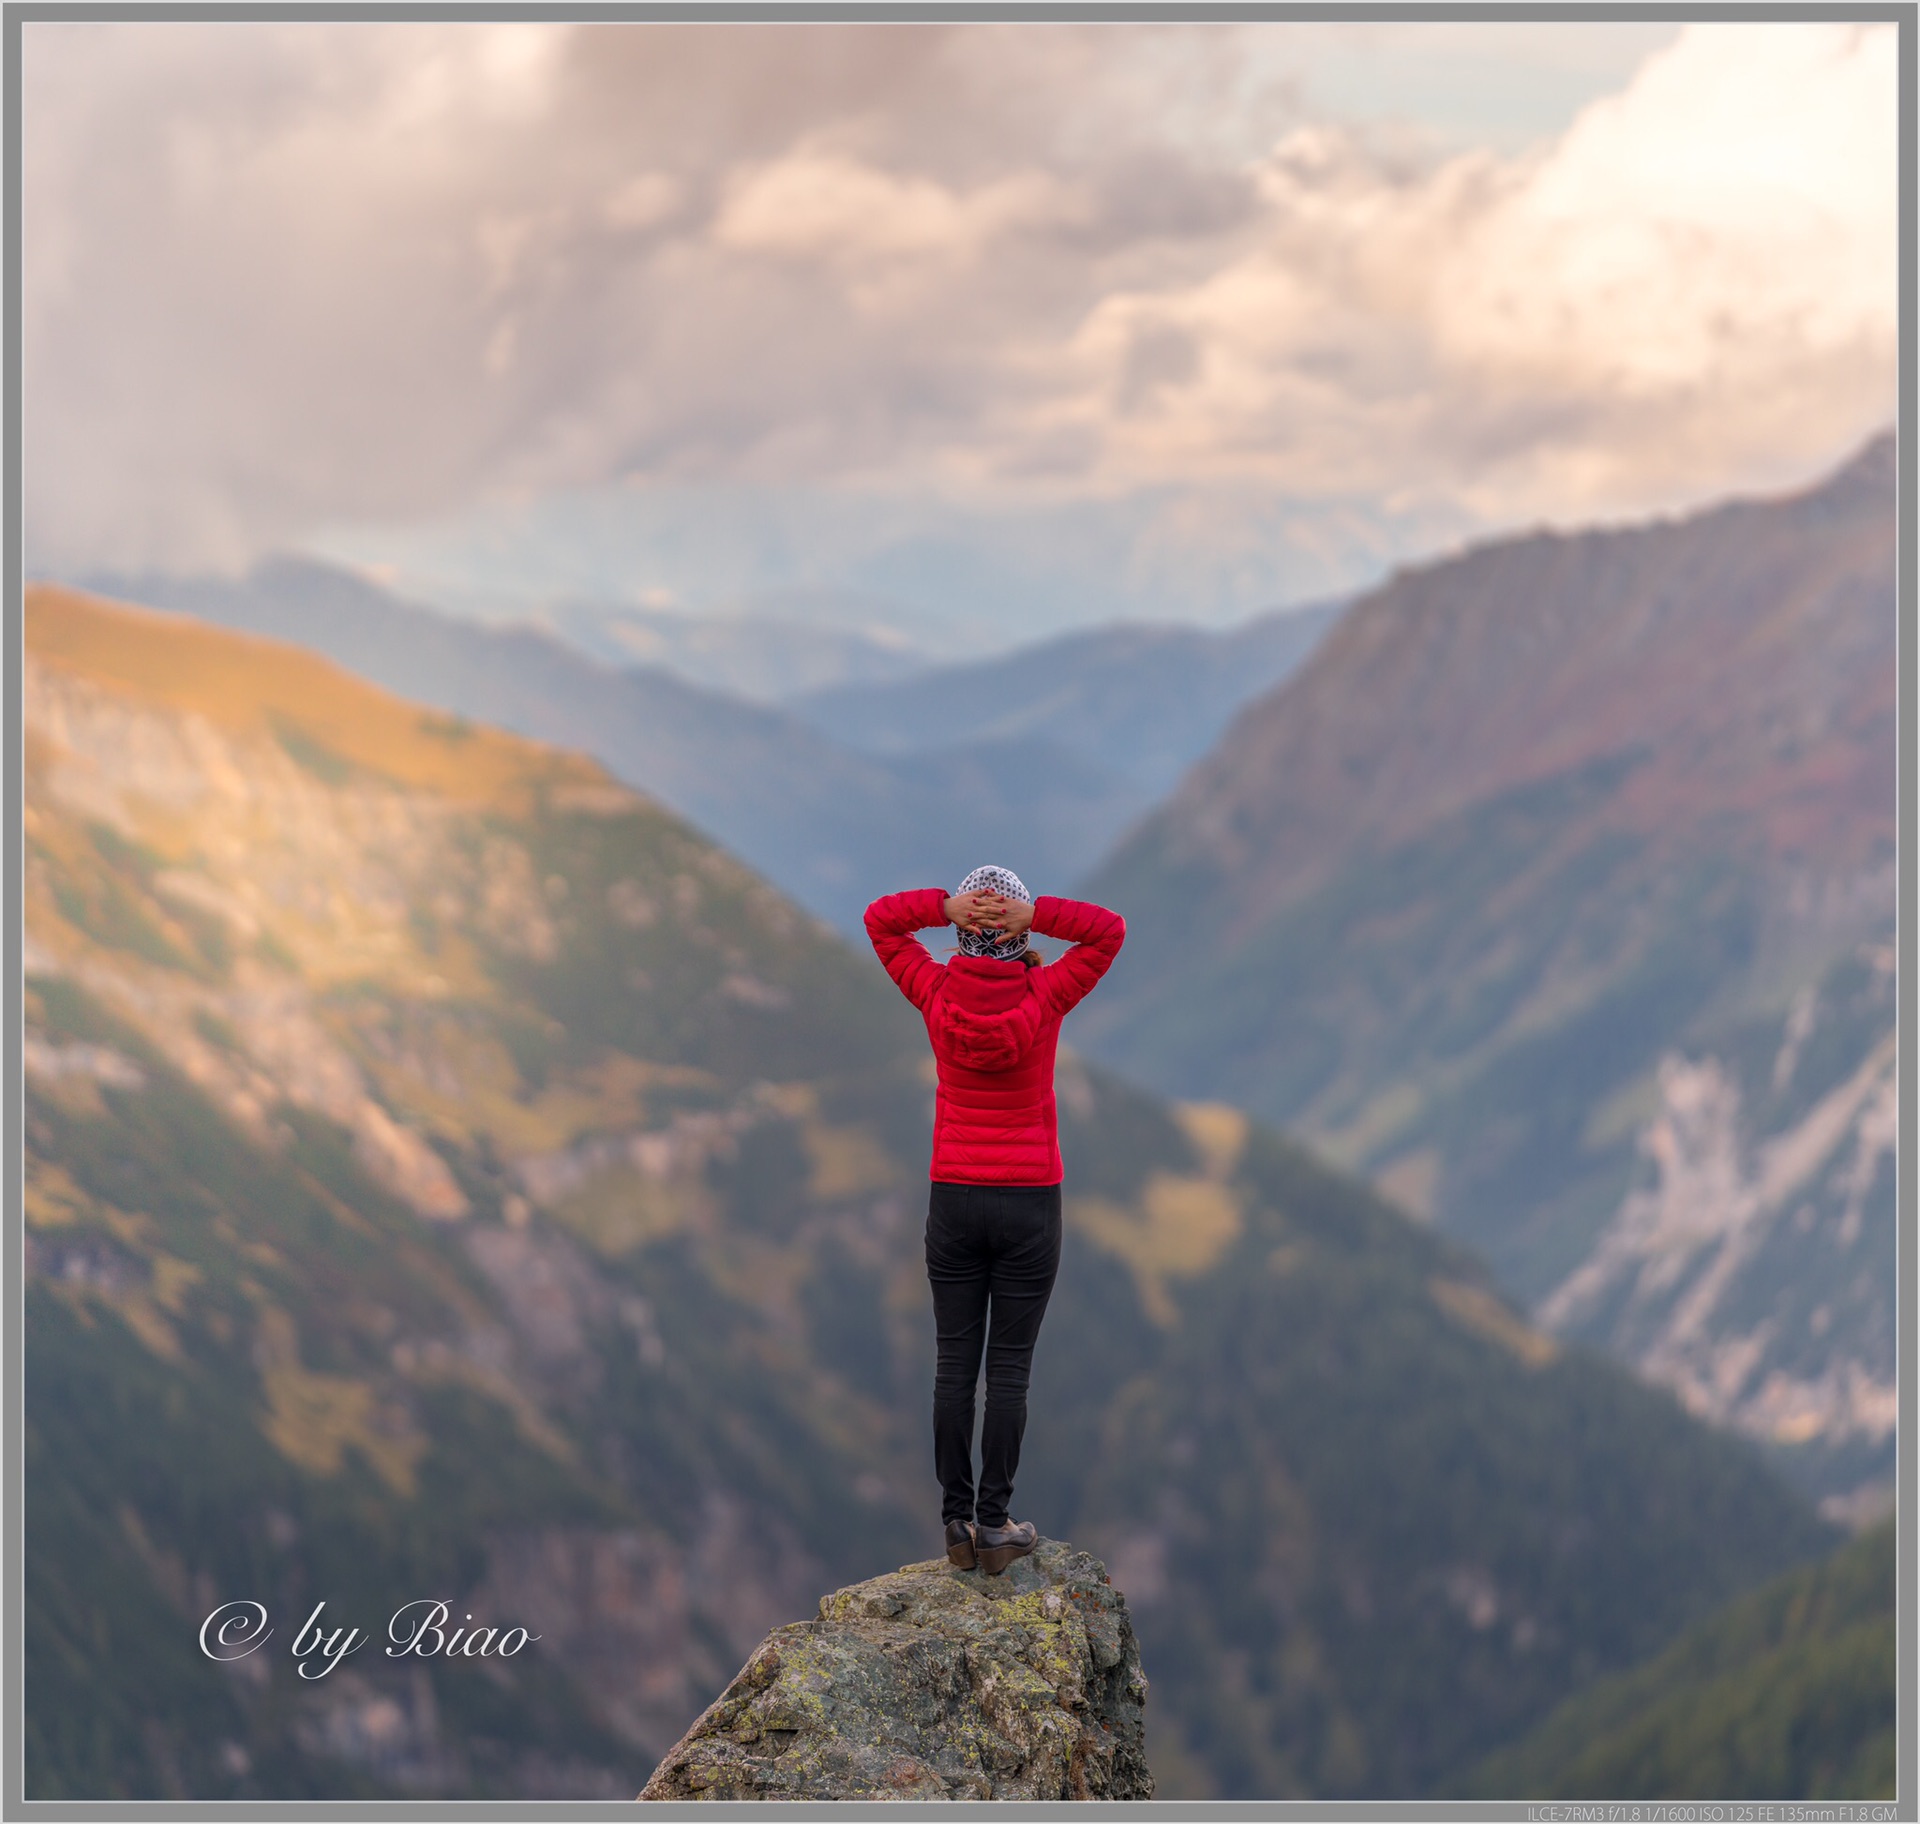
[25,583,1841,1800]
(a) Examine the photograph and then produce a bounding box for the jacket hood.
[933,956,1046,1070]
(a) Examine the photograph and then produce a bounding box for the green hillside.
[25,583,1843,1800]
[1445,1516,1895,1800]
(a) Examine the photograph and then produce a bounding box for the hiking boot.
[974,1517,1037,1576]
[944,1518,979,1570]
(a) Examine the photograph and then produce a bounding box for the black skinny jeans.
[924,1180,1063,1529]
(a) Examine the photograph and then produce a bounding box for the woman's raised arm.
[864,888,952,1012]
[1031,896,1126,1014]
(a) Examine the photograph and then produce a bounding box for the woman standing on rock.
[864,866,1125,1577]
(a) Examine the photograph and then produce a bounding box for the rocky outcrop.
[637,1536,1153,1801]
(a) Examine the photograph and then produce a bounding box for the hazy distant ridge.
[789,599,1345,797]
[64,556,1138,934]
[64,557,1343,934]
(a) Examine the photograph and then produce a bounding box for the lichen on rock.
[637,1536,1153,1801]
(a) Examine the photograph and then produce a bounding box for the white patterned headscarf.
[955,865,1033,961]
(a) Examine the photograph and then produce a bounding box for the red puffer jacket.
[864,889,1126,1185]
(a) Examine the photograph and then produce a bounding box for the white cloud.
[21,19,1896,589]
[715,149,1071,264]
[1042,23,1895,526]
[601,172,682,233]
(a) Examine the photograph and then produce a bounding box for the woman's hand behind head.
[979,893,1033,936]
[944,890,1000,931]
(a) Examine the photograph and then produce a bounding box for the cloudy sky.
[23,19,1897,651]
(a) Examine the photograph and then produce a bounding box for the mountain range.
[1075,426,1898,1517]
[529,593,931,701]
[23,583,1857,1801]
[787,599,1344,798]
[63,557,1340,939]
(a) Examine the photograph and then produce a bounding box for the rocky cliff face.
[639,1538,1152,1801]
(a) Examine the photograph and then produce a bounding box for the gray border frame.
[3,5,1912,1819]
